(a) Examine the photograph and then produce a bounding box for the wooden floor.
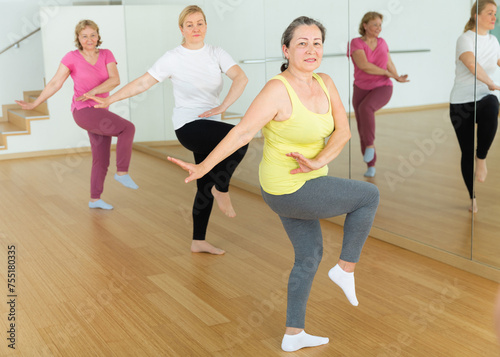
[0,149,499,356]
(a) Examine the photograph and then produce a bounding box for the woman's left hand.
[394,74,410,83]
[168,156,208,183]
[198,105,226,118]
[76,91,96,102]
[287,152,322,174]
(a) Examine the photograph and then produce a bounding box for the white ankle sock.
[281,330,329,352]
[364,166,376,177]
[328,264,359,306]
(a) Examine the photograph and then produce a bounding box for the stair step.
[0,90,50,150]
[0,122,29,135]
[8,109,49,119]
[7,109,48,132]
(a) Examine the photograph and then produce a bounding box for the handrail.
[0,28,41,56]
[240,49,431,64]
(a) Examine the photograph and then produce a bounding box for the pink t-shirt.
[349,37,393,90]
[61,49,117,112]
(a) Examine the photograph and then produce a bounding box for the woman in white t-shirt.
[89,5,248,254]
[450,0,500,213]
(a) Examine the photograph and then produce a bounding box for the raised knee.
[366,183,380,206]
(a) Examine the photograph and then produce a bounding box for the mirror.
[122,0,500,272]
[348,0,474,257]
[472,1,500,268]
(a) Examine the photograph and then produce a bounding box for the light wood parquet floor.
[0,148,498,356]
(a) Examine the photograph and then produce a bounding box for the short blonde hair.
[358,12,383,36]
[74,19,102,50]
[464,0,497,32]
[178,5,207,44]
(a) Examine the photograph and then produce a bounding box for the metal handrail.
[240,49,431,64]
[0,28,41,56]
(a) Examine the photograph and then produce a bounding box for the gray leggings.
[261,176,379,328]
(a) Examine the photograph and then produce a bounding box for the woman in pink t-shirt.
[16,20,137,210]
[349,12,409,177]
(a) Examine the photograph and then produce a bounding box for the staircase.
[0,90,49,150]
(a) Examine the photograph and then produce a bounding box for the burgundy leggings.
[73,107,135,199]
[352,84,393,167]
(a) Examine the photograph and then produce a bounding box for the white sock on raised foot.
[363,147,375,163]
[114,173,139,189]
[281,331,329,352]
[328,264,359,306]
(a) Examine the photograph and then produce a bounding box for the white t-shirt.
[450,30,500,104]
[148,44,237,130]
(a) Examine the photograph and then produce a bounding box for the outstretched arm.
[199,65,248,118]
[87,72,159,108]
[15,63,70,110]
[169,79,285,183]
[461,51,500,91]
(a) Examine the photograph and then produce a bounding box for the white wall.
[0,0,52,110]
[0,5,129,155]
[123,4,188,142]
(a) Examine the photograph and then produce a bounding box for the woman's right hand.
[84,94,111,108]
[488,83,500,91]
[394,74,409,83]
[15,100,37,111]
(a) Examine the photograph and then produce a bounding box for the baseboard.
[0,144,117,161]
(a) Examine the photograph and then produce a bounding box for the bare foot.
[469,198,478,213]
[211,186,236,217]
[476,158,487,182]
[191,240,226,255]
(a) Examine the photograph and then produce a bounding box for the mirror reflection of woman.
[88,5,248,255]
[16,20,138,210]
[450,0,499,213]
[169,16,380,353]
[349,12,409,177]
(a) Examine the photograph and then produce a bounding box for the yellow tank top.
[259,73,335,195]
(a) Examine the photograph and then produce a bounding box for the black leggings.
[175,119,248,240]
[450,95,499,199]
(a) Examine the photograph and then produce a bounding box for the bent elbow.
[239,132,253,147]
[239,74,249,89]
[463,62,476,74]
[111,77,120,88]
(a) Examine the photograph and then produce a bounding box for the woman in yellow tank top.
[169,16,379,353]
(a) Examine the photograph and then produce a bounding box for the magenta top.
[349,37,393,90]
[61,49,117,112]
